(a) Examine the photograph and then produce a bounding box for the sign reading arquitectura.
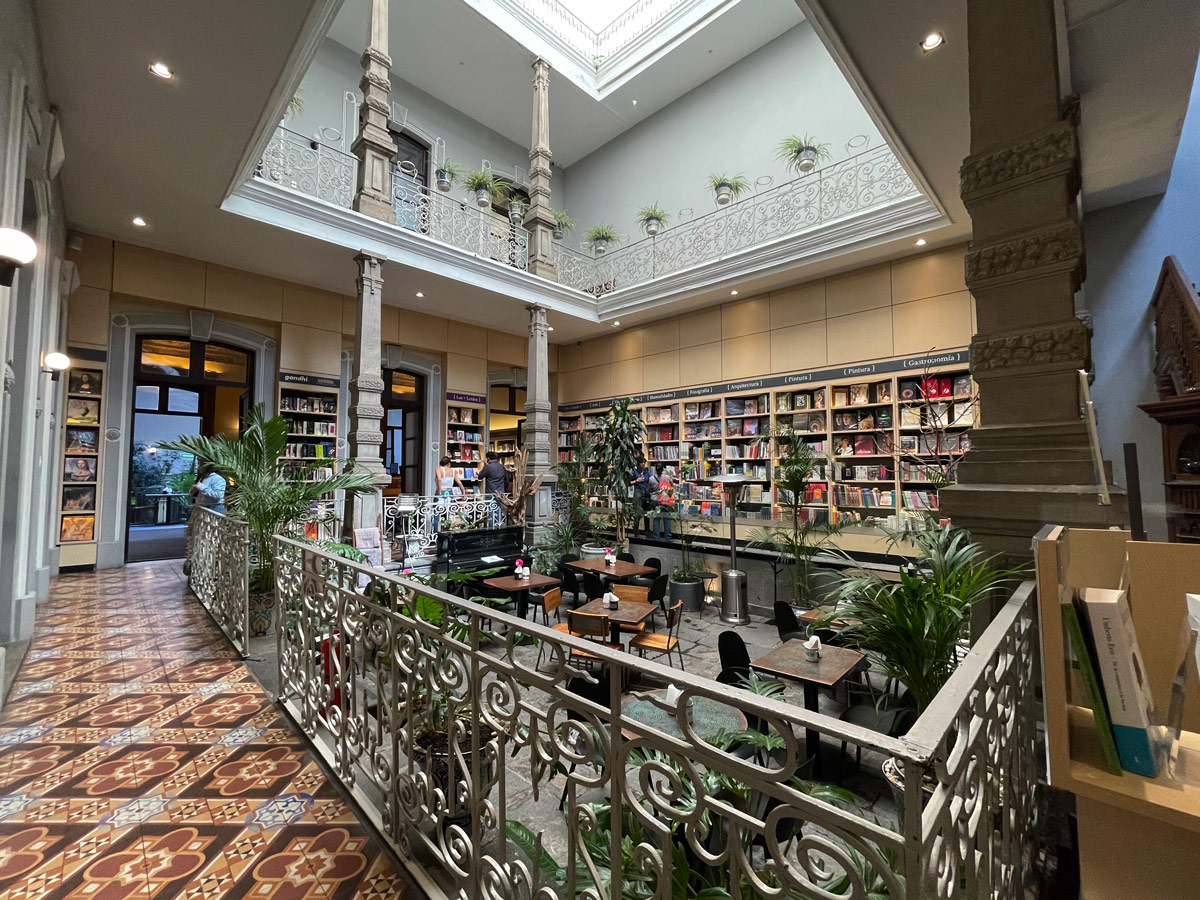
[559,350,969,412]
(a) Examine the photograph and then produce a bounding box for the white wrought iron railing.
[394,172,530,271]
[552,144,920,296]
[256,125,357,209]
[273,532,1040,900]
[383,493,506,563]
[186,507,251,656]
[504,0,691,62]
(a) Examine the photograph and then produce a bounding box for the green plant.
[584,224,619,245]
[161,404,375,593]
[636,203,670,227]
[706,172,750,198]
[461,170,510,201]
[776,134,832,172]
[748,426,842,605]
[827,523,1029,715]
[553,209,575,232]
[286,90,305,120]
[671,511,715,581]
[130,442,187,493]
[597,398,645,545]
[166,470,197,496]
[434,157,464,182]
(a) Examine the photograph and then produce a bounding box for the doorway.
[125,336,252,562]
[383,369,426,495]
[488,383,526,490]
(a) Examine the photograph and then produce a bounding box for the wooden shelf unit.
[59,363,107,563]
[278,382,340,487]
[446,402,486,491]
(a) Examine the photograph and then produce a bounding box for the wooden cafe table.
[481,572,560,620]
[565,557,656,582]
[751,641,866,776]
[574,597,657,644]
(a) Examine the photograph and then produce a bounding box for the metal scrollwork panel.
[187,507,251,655]
[258,126,356,209]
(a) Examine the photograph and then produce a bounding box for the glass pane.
[140,338,190,377]
[514,388,527,410]
[134,385,160,410]
[391,372,417,398]
[167,388,199,413]
[387,408,406,426]
[489,385,508,409]
[204,344,248,382]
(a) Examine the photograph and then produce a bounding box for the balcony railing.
[553,144,920,296]
[273,532,1040,900]
[383,493,506,564]
[257,125,356,209]
[186,506,251,656]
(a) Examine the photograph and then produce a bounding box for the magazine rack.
[1035,526,1200,899]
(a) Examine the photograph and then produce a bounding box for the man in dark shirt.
[479,451,508,495]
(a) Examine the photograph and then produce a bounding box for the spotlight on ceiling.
[920,32,945,52]
[0,227,37,286]
[415,291,424,298]
[149,61,174,79]
[547,326,555,332]
[916,238,927,247]
[730,289,739,296]
[613,321,621,327]
[632,99,638,106]
[132,216,147,227]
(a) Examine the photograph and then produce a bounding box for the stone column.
[525,57,558,280]
[524,304,557,548]
[350,0,397,222]
[345,253,390,538]
[939,0,1125,560]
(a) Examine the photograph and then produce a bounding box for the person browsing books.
[654,472,675,540]
[479,451,507,495]
[436,456,466,497]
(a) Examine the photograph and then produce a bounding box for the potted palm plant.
[596,398,644,547]
[668,511,715,612]
[583,224,619,256]
[552,209,574,240]
[777,135,832,174]
[636,203,670,237]
[707,172,750,206]
[162,404,375,636]
[434,157,463,192]
[462,170,509,209]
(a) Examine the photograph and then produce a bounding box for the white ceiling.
[327,0,804,166]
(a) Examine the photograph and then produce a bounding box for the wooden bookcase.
[59,363,106,566]
[278,381,340,486]
[446,402,486,493]
[1034,526,1200,899]
[557,413,582,463]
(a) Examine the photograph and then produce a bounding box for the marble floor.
[0,561,413,900]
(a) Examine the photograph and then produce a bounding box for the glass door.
[383,370,425,494]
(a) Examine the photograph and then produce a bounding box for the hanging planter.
[434,158,462,193]
[508,200,527,224]
[461,171,510,210]
[777,135,832,175]
[552,209,574,241]
[584,225,618,256]
[706,172,750,207]
[636,203,670,237]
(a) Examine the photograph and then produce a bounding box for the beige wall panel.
[548,343,559,373]
[395,309,447,351]
[279,323,341,376]
[446,352,488,394]
[891,291,974,356]
[380,305,400,344]
[826,306,894,365]
[610,358,644,397]
[722,333,770,380]
[721,295,770,339]
[610,327,644,361]
[68,234,113,290]
[282,284,342,328]
[342,298,356,335]
[66,286,110,350]
[679,307,722,348]
[487,330,526,367]
[890,246,967,304]
[558,368,583,403]
[679,342,721,386]
[112,243,205,307]
[642,317,680,352]
[770,281,826,328]
[580,336,611,368]
[456,323,489,358]
[578,364,611,400]
[825,264,891,316]
[205,265,283,321]
[770,320,827,373]
[558,343,582,371]
[643,350,681,390]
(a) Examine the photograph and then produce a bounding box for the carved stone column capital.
[960,120,1080,203]
[964,221,1084,291]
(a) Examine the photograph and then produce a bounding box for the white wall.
[295,38,568,208]
[1085,70,1200,541]
[558,22,882,245]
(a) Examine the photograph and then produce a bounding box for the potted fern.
[507,198,527,224]
[552,209,574,240]
[707,172,749,206]
[636,203,670,237]
[777,134,832,174]
[584,224,619,256]
[462,171,509,209]
[434,157,463,192]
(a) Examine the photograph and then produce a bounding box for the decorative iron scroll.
[394,174,530,271]
[272,534,1038,900]
[382,494,505,561]
[257,125,356,209]
[187,507,251,656]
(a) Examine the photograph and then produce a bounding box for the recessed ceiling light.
[915,238,927,246]
[631,100,638,106]
[415,291,424,298]
[920,32,945,52]
[547,326,555,332]
[148,61,174,79]
[730,289,738,296]
[132,216,147,227]
[613,321,620,327]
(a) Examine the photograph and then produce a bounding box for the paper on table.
[481,555,503,563]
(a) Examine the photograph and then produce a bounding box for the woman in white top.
[435,456,465,497]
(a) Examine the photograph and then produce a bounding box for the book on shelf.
[1059,587,1124,776]
[876,432,895,454]
[938,377,952,397]
[744,418,760,436]
[876,407,893,429]
[899,379,921,401]
[645,407,661,424]
[953,374,972,397]
[727,418,743,437]
[848,383,870,405]
[854,435,875,455]
[833,411,856,431]
[953,402,976,426]
[812,387,826,409]
[901,489,938,510]
[872,381,893,403]
[939,433,961,453]
[899,407,922,428]
[928,402,950,427]
[832,387,850,408]
[959,434,972,452]
[1078,586,1161,777]
[776,393,792,412]
[899,434,918,453]
[919,434,938,454]
[807,414,824,433]
[857,411,875,430]
[725,397,746,416]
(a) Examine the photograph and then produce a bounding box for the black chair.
[838,680,911,768]
[774,601,806,643]
[557,565,583,608]
[630,556,662,587]
[716,666,751,687]
[559,552,581,565]
[718,630,752,672]
[617,551,636,564]
[582,570,605,601]
[560,674,612,808]
[646,574,669,620]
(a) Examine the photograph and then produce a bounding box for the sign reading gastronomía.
[558,350,969,411]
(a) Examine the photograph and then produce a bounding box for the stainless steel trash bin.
[720,569,749,625]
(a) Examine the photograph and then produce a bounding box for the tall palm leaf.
[162,403,375,591]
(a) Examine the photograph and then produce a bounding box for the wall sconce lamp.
[42,351,71,380]
[0,228,38,287]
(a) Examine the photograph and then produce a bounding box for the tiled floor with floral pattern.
[0,561,413,899]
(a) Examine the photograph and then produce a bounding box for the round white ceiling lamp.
[148,61,174,79]
[920,31,945,52]
[132,216,147,227]
[415,291,424,298]
[0,227,37,286]
[916,238,928,246]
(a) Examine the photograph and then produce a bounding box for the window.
[167,388,200,413]
[140,338,190,376]
[392,132,429,186]
[135,385,160,410]
[391,371,418,399]
[204,344,248,383]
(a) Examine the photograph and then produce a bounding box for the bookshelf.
[1034,527,1200,900]
[558,413,582,463]
[59,363,106,563]
[446,403,485,492]
[642,402,680,474]
[278,381,339,486]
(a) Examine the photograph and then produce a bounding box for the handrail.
[186,506,251,656]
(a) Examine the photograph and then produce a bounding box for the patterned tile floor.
[0,561,414,899]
